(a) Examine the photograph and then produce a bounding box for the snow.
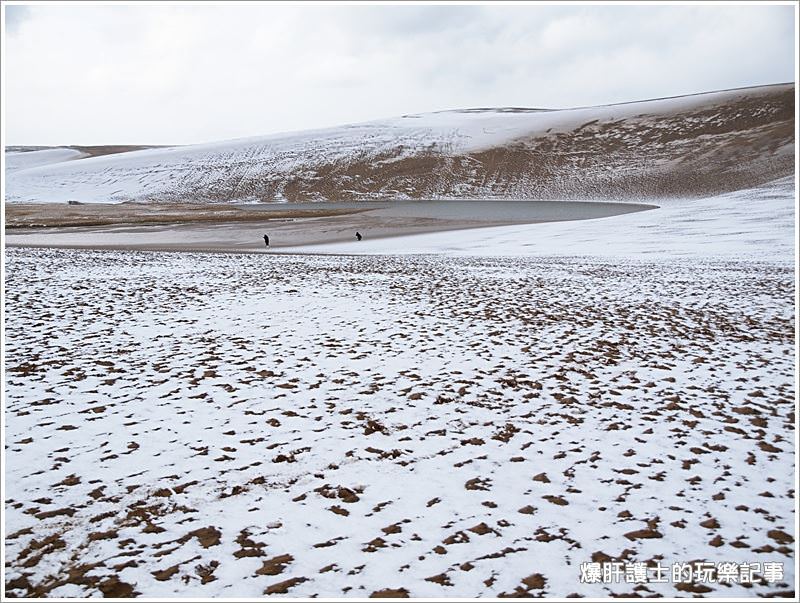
[3,177,795,598]
[4,148,87,173]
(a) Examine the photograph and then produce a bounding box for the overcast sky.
[3,2,796,145]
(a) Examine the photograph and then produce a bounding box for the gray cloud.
[3,4,795,145]
[5,5,32,34]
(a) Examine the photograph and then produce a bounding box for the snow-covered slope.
[4,83,794,204]
[5,148,88,173]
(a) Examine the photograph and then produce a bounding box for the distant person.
[263,234,270,248]
[356,231,362,241]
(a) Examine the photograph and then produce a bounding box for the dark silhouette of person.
[356,231,362,241]
[263,234,270,247]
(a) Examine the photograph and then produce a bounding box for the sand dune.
[4,83,793,204]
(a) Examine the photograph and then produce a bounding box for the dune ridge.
[4,83,794,204]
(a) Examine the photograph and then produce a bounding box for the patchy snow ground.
[4,254,796,597]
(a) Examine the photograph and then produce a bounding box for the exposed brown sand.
[4,200,654,252]
[4,202,370,229]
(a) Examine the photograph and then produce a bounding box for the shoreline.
[3,221,515,254]
[4,200,656,252]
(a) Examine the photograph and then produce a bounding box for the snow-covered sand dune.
[4,83,793,204]
[3,82,795,598]
[5,148,88,173]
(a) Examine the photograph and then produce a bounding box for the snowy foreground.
[4,178,796,598]
[3,260,794,597]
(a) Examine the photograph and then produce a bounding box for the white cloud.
[3,3,795,145]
